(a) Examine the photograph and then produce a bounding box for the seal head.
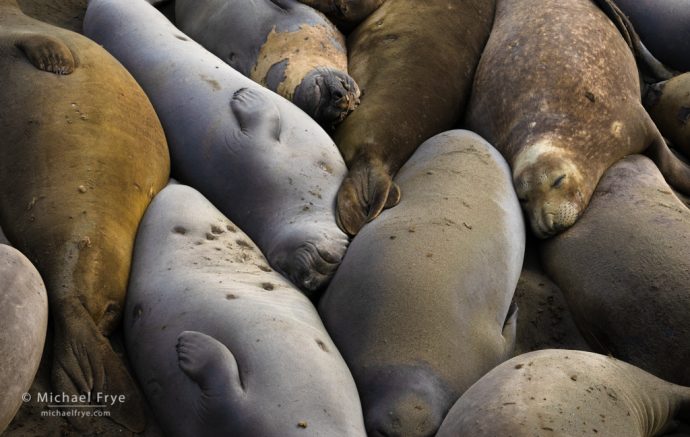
[293,67,360,127]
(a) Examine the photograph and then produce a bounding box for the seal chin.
[293,68,361,127]
[530,200,582,239]
[268,227,349,298]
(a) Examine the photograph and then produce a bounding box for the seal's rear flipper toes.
[16,34,76,75]
[336,175,368,236]
[176,331,244,397]
[51,302,145,432]
[230,87,281,140]
[275,238,347,297]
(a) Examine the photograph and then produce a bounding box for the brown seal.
[644,73,690,159]
[466,0,690,238]
[295,0,384,28]
[0,0,169,431]
[333,0,495,235]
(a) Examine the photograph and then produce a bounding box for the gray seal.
[126,183,365,437]
[319,130,525,436]
[85,0,349,297]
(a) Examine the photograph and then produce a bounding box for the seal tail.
[646,125,690,196]
[592,0,678,82]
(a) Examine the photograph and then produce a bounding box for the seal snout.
[361,366,455,437]
[293,68,361,127]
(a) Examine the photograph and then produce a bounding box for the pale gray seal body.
[542,155,690,386]
[126,183,365,437]
[320,130,525,436]
[437,349,690,436]
[0,244,48,433]
[85,0,349,297]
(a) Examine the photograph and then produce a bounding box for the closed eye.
[552,175,566,188]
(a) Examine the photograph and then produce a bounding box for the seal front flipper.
[230,87,281,142]
[177,331,245,419]
[51,298,146,432]
[336,157,401,236]
[16,34,75,75]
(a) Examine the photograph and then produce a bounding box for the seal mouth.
[294,68,361,127]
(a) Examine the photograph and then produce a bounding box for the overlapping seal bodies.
[437,350,690,437]
[333,0,495,235]
[320,130,524,436]
[645,72,690,158]
[126,183,365,437]
[175,0,360,127]
[0,244,48,433]
[296,0,384,28]
[542,156,690,385]
[85,0,349,297]
[467,0,690,238]
[0,0,169,430]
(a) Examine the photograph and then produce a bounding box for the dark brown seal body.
[645,73,690,159]
[0,0,170,430]
[467,0,690,238]
[333,0,495,235]
[296,0,384,28]
[542,156,690,386]
[437,350,690,437]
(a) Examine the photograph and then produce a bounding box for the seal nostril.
[333,90,344,100]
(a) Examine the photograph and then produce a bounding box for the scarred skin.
[542,156,690,386]
[437,350,690,437]
[0,0,170,431]
[333,0,495,236]
[320,130,525,436]
[85,0,349,297]
[174,0,360,127]
[466,0,690,238]
[644,73,690,159]
[0,244,47,434]
[295,0,384,27]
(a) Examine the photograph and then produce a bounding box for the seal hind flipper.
[230,87,282,142]
[51,298,146,432]
[336,158,401,236]
[16,34,75,75]
[176,331,245,399]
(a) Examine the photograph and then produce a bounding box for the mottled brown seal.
[333,0,495,235]
[0,0,170,430]
[466,0,690,238]
[645,72,690,159]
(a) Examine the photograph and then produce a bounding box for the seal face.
[85,0,349,297]
[0,0,170,430]
[542,156,690,386]
[466,0,690,238]
[644,73,690,159]
[175,0,360,127]
[0,244,47,434]
[332,0,495,236]
[126,184,365,437]
[320,130,524,436]
[437,350,690,437]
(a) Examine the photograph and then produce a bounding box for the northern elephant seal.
[613,0,690,73]
[466,0,690,238]
[437,349,690,437]
[333,0,495,235]
[542,155,690,385]
[174,0,360,127]
[320,130,524,436]
[0,0,170,430]
[85,0,349,297]
[645,73,690,159]
[126,183,365,437]
[295,0,384,28]
[0,244,48,433]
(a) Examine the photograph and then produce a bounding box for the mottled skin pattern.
[0,245,47,433]
[645,73,690,158]
[126,184,365,437]
[295,0,384,28]
[437,350,690,437]
[613,0,690,73]
[467,0,690,238]
[333,0,495,236]
[174,0,360,127]
[85,0,349,297]
[0,0,169,431]
[320,131,524,436]
[542,156,690,386]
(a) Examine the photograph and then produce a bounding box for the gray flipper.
[230,87,282,142]
[16,34,75,75]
